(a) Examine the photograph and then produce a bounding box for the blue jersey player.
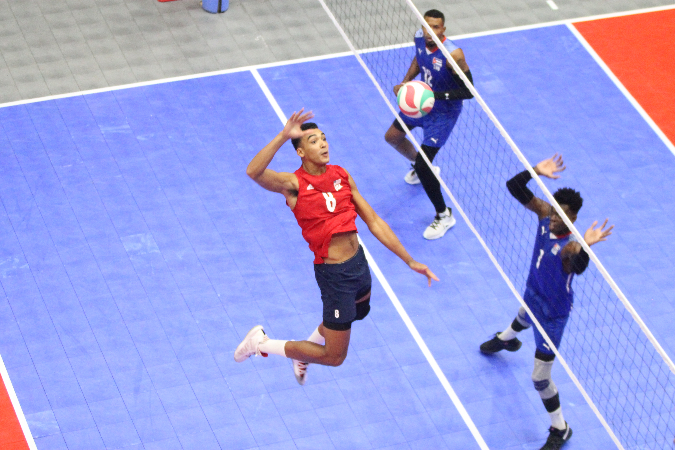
[384,9,473,240]
[480,154,613,450]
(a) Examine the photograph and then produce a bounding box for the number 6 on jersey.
[322,192,336,212]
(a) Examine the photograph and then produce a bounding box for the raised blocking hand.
[584,219,614,246]
[534,153,566,179]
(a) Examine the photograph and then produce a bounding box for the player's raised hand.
[282,108,315,140]
[408,261,440,287]
[534,153,566,179]
[584,219,614,246]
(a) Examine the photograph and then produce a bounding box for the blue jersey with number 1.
[414,29,460,114]
[526,217,575,318]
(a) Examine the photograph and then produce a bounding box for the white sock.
[548,407,566,430]
[307,327,325,346]
[439,208,450,217]
[499,325,519,341]
[259,338,287,357]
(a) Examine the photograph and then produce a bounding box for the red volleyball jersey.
[291,165,358,263]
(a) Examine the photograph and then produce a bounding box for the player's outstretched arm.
[562,219,614,274]
[346,172,439,286]
[246,109,314,194]
[506,154,566,220]
[393,57,420,95]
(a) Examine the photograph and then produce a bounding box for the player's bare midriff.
[322,231,359,264]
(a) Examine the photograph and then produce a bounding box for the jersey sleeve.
[443,38,459,53]
[415,29,423,38]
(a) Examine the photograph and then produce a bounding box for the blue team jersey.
[526,217,575,318]
[414,29,461,114]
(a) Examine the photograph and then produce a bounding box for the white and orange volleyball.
[396,81,435,118]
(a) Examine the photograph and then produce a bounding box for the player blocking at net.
[235,109,438,384]
[480,154,613,450]
[384,9,474,240]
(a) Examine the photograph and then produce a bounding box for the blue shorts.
[395,102,463,148]
[520,287,569,356]
[314,246,372,331]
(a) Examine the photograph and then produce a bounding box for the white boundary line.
[2,3,674,112]
[566,23,675,156]
[447,3,675,40]
[0,51,350,110]
[0,354,37,450]
[250,68,490,450]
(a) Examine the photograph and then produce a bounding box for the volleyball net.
[317,0,675,448]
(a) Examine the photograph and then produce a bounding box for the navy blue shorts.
[314,246,372,331]
[520,287,569,356]
[393,102,463,148]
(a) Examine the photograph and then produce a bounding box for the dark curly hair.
[553,187,583,214]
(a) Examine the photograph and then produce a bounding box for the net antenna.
[317,0,675,448]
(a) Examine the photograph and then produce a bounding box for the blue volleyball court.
[0,21,673,450]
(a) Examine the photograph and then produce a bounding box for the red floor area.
[0,373,28,450]
[574,9,675,144]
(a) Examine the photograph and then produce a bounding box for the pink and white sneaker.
[234,325,268,362]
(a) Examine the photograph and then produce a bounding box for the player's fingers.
[428,269,440,282]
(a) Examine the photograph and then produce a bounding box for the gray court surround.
[0,0,671,104]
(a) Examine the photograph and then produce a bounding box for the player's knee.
[532,356,557,397]
[324,350,347,367]
[419,144,440,161]
[413,152,431,174]
[384,126,404,145]
[320,341,349,367]
[532,377,550,392]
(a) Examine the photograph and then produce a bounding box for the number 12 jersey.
[414,29,461,114]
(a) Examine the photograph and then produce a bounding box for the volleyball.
[397,81,435,118]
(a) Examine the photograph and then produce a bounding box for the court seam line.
[566,23,675,156]
[0,354,37,450]
[1,4,674,111]
[250,67,490,450]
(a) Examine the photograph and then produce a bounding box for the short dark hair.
[424,9,445,24]
[553,187,583,214]
[291,122,319,149]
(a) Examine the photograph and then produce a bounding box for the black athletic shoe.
[479,332,522,354]
[540,424,572,450]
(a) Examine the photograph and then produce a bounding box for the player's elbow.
[246,166,260,180]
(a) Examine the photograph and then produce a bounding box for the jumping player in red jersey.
[234,109,438,385]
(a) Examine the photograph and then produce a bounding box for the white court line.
[567,23,675,157]
[547,0,559,10]
[250,67,490,450]
[0,354,38,450]
[2,4,674,111]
